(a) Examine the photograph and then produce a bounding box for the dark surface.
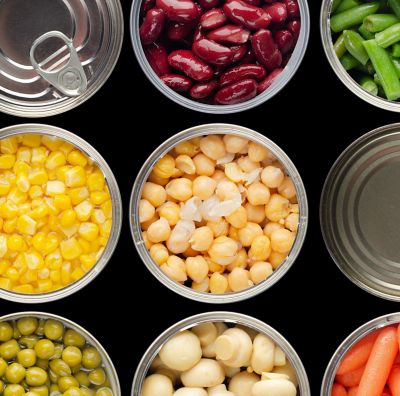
[1,0,400,395]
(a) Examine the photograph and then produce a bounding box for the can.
[320,123,400,301]
[321,312,400,396]
[130,1,310,114]
[131,311,311,396]
[130,123,308,303]
[0,311,121,396]
[0,124,122,303]
[0,0,124,117]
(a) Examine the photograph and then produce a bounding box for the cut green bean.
[360,75,379,94]
[363,14,399,32]
[388,0,400,17]
[344,30,369,64]
[375,22,400,47]
[359,23,375,39]
[330,2,380,32]
[340,53,361,69]
[374,72,381,84]
[356,61,376,74]
[334,33,348,57]
[332,0,343,13]
[363,39,400,99]
[391,56,400,76]
[392,42,400,56]
[336,0,360,13]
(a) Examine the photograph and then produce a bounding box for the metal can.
[130,1,309,114]
[132,311,310,396]
[0,0,123,117]
[320,123,400,301]
[0,124,122,303]
[321,312,400,396]
[0,311,121,396]
[130,123,308,303]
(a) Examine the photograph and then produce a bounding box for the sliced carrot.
[357,327,399,396]
[388,365,400,396]
[337,331,380,375]
[332,383,348,396]
[394,353,400,365]
[349,387,359,396]
[336,365,365,387]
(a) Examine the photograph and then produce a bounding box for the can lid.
[321,124,400,301]
[0,0,123,117]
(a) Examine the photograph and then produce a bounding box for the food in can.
[139,133,298,294]
[0,134,112,294]
[141,321,298,396]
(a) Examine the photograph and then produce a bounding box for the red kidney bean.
[200,8,227,29]
[168,21,194,40]
[156,0,200,22]
[251,29,282,70]
[193,25,205,41]
[145,43,171,76]
[161,74,193,91]
[243,0,261,6]
[223,0,271,30]
[214,78,258,104]
[219,64,266,87]
[282,0,299,18]
[274,29,294,54]
[257,67,282,93]
[207,24,250,44]
[168,49,214,80]
[287,18,300,40]
[198,0,220,9]
[190,79,218,98]
[264,2,287,24]
[140,8,166,45]
[230,45,248,62]
[141,0,156,17]
[193,38,234,66]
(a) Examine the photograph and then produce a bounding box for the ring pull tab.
[30,31,87,97]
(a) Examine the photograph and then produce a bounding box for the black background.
[1,0,400,395]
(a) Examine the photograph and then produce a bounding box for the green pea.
[80,388,95,396]
[26,367,48,386]
[35,320,45,336]
[5,362,26,384]
[63,330,85,348]
[49,359,71,377]
[25,392,41,396]
[88,369,106,386]
[62,347,82,367]
[50,344,64,360]
[63,387,82,396]
[29,385,49,396]
[49,384,60,395]
[0,322,13,342]
[12,322,21,339]
[3,384,25,396]
[35,339,55,360]
[36,358,49,371]
[58,376,79,392]
[74,372,90,388]
[0,357,8,376]
[49,369,59,384]
[82,348,101,370]
[19,335,40,349]
[17,349,37,368]
[95,388,113,396]
[17,318,38,336]
[0,340,20,360]
[44,320,64,341]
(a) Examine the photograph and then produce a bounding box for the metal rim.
[0,311,121,396]
[0,0,124,118]
[320,0,400,112]
[320,122,400,302]
[321,312,400,396]
[0,124,123,303]
[129,123,308,304]
[130,0,310,114]
[132,311,311,396]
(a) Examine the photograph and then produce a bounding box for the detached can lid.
[321,123,400,301]
[0,0,123,117]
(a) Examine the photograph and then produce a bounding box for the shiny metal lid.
[321,123,400,301]
[0,0,123,117]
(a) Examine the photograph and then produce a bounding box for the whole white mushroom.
[228,371,260,396]
[141,374,174,396]
[208,384,235,396]
[173,387,208,396]
[252,375,296,396]
[251,333,275,374]
[192,323,218,347]
[181,359,225,388]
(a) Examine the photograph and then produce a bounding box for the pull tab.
[30,31,87,97]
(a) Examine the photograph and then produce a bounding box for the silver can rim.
[129,123,308,304]
[0,0,124,118]
[129,0,310,114]
[131,311,311,396]
[0,311,121,396]
[321,312,400,396]
[319,122,400,302]
[320,0,400,112]
[0,123,123,303]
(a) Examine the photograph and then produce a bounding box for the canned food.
[130,0,309,113]
[320,123,400,301]
[0,311,120,396]
[132,311,310,396]
[0,124,122,303]
[321,313,400,396]
[0,0,123,117]
[130,123,308,303]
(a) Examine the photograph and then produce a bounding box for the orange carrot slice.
[388,365,400,396]
[332,383,348,396]
[349,387,359,396]
[336,365,365,387]
[357,327,398,396]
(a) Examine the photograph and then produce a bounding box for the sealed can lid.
[0,0,123,117]
[321,123,400,301]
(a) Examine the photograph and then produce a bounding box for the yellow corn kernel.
[44,233,59,254]
[44,198,59,215]
[0,277,11,289]
[18,202,31,215]
[16,147,31,162]
[90,192,108,205]
[0,259,10,275]
[71,267,85,282]
[6,267,19,281]
[67,150,87,167]
[78,222,99,242]
[61,262,71,284]
[100,219,111,238]
[1,201,18,219]
[68,187,89,205]
[25,251,44,270]
[14,161,30,175]
[60,223,79,239]
[17,214,37,235]
[0,179,11,195]
[8,187,27,204]
[54,194,71,210]
[32,232,46,251]
[37,279,53,292]
[50,270,61,283]
[74,200,93,222]
[101,200,112,219]
[46,181,65,196]
[78,238,91,254]
[60,238,82,260]
[22,134,41,147]
[1,137,18,154]
[59,141,74,155]
[23,270,38,283]
[56,165,71,182]
[64,166,86,188]
[29,169,48,185]
[7,235,26,252]
[45,151,66,170]
[48,215,59,231]
[13,284,34,293]
[80,255,96,271]
[31,147,47,165]
[98,236,108,247]
[38,268,49,279]
[91,209,106,225]
[45,250,62,270]
[31,198,43,209]
[61,209,77,227]
[29,186,43,199]
[0,154,16,169]
[16,173,30,193]
[41,135,62,151]
[3,218,17,234]
[0,218,3,231]
[87,172,105,192]
[30,204,49,219]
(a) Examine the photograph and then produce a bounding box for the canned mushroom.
[321,313,400,396]
[0,312,120,396]
[132,312,310,396]
[130,124,308,303]
[0,124,122,303]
